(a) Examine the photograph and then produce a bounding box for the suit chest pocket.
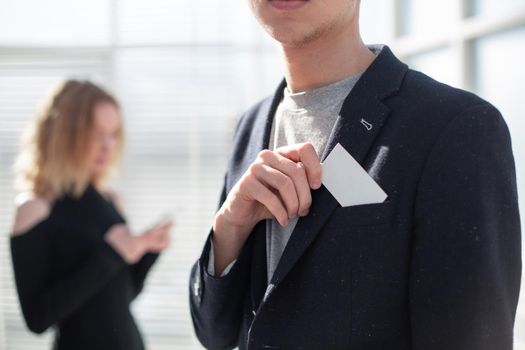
[328,201,392,228]
[322,200,395,278]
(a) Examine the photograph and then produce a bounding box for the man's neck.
[281,27,375,93]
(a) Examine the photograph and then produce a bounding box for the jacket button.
[193,278,200,297]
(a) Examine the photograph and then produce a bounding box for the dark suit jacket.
[189,46,521,350]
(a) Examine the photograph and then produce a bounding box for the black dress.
[10,184,159,350]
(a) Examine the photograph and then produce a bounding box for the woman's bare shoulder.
[11,193,52,237]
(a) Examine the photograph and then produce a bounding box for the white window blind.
[0,51,114,350]
[0,1,283,349]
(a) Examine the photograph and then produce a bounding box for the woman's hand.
[105,220,173,264]
[141,219,173,253]
[105,224,147,264]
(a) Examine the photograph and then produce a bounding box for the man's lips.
[268,0,309,11]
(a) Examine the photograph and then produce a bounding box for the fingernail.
[313,180,321,189]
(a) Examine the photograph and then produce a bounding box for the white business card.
[322,143,387,207]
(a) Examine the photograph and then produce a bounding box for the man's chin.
[265,25,323,48]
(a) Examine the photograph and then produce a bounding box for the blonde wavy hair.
[15,80,124,199]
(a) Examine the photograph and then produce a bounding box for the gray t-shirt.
[266,73,362,282]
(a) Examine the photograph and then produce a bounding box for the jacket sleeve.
[10,220,128,334]
[410,103,522,349]
[189,178,254,350]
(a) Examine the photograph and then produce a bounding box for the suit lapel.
[269,46,408,289]
[244,80,287,175]
[245,80,287,310]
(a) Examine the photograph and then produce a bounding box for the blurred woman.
[10,80,172,350]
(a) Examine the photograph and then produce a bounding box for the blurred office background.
[0,0,523,349]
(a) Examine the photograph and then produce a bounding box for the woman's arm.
[11,198,129,334]
[102,189,171,298]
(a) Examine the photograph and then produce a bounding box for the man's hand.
[212,142,322,275]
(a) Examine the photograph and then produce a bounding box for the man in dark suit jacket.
[189,1,521,349]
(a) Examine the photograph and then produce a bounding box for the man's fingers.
[241,177,289,226]
[275,143,322,189]
[251,163,300,219]
[295,162,311,216]
[258,152,312,216]
[231,145,319,228]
